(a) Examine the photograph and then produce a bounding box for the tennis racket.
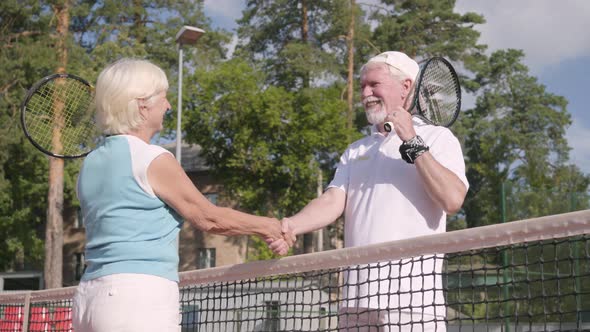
[384,57,461,132]
[21,73,100,158]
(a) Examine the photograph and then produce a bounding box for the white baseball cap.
[366,51,419,80]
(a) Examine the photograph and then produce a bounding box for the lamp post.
[175,25,205,164]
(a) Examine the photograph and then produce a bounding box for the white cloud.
[455,0,590,71]
[204,0,242,19]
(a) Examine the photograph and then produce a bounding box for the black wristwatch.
[399,135,429,164]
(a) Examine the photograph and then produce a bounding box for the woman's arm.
[148,153,283,241]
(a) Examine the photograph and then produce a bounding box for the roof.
[161,141,210,172]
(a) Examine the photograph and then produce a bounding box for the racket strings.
[23,77,96,157]
[417,59,460,127]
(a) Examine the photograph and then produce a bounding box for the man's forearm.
[414,152,467,214]
[288,188,346,235]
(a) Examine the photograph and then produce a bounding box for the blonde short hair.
[95,58,169,135]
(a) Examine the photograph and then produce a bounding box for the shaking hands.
[265,218,296,256]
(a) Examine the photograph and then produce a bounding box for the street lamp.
[175,25,205,164]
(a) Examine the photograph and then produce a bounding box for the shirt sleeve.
[128,137,174,197]
[327,148,351,194]
[428,129,469,190]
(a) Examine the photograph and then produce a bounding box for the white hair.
[95,58,169,135]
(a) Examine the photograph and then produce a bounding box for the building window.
[181,305,199,329]
[264,300,281,331]
[0,273,42,291]
[198,248,216,269]
[74,253,86,281]
[205,193,218,205]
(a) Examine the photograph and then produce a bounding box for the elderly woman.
[72,58,291,332]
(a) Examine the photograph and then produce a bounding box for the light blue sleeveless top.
[77,135,183,282]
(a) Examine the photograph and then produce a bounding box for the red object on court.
[0,305,23,331]
[52,306,73,332]
[29,306,50,332]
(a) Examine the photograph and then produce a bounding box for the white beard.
[365,105,387,125]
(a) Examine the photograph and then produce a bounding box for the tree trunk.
[44,1,70,289]
[346,0,356,142]
[300,0,310,89]
[132,0,146,43]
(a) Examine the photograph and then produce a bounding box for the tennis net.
[1,209,590,331]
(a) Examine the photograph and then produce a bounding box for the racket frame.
[409,56,461,127]
[20,73,95,159]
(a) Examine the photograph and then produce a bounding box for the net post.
[501,181,511,331]
[22,291,31,332]
[575,238,582,326]
[572,192,582,326]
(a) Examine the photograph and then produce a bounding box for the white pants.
[73,274,180,332]
[338,307,446,332]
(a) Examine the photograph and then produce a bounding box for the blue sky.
[203,0,590,174]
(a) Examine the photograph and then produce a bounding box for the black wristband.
[399,135,429,164]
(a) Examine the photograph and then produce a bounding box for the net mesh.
[416,58,461,128]
[21,75,99,158]
[1,210,589,331]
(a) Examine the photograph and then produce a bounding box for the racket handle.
[384,122,394,132]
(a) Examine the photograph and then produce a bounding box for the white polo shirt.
[328,118,468,313]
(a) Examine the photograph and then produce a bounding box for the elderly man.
[270,51,468,331]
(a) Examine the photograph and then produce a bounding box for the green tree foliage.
[74,1,229,71]
[0,141,48,270]
[0,0,231,271]
[371,0,486,62]
[368,0,488,95]
[183,58,350,216]
[237,1,372,90]
[237,0,323,89]
[236,0,374,130]
[1,0,587,273]
[229,0,370,254]
[459,49,589,226]
[71,0,232,134]
[0,0,82,271]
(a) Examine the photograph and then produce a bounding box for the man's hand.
[384,106,416,141]
[265,218,296,256]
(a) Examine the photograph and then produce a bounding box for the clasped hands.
[265,218,295,256]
